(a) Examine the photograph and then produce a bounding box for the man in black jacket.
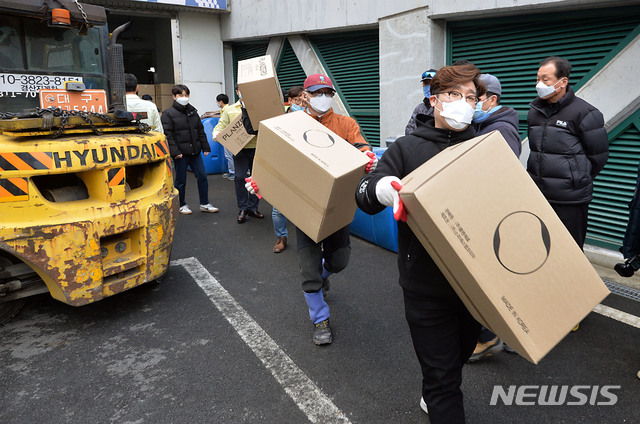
[161,84,219,215]
[356,64,484,424]
[527,56,609,249]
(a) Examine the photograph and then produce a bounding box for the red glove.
[365,151,378,173]
[245,177,262,199]
[390,180,407,222]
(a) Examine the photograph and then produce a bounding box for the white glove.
[375,176,402,208]
[245,177,261,198]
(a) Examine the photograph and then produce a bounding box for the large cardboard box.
[136,84,155,100]
[215,114,255,155]
[399,131,609,364]
[252,111,370,242]
[237,55,284,125]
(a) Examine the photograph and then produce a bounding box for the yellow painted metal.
[0,130,178,306]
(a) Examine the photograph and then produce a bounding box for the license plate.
[39,89,108,114]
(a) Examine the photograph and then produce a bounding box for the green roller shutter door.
[276,38,307,93]
[448,6,640,250]
[309,30,380,146]
[232,41,269,100]
[590,113,640,249]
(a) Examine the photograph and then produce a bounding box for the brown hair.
[287,86,304,99]
[430,64,485,98]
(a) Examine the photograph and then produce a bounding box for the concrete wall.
[177,11,224,114]
[379,7,445,139]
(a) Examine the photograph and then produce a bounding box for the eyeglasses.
[308,90,335,98]
[435,90,478,105]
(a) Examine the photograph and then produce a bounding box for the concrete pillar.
[266,37,286,65]
[287,35,349,116]
[379,7,446,141]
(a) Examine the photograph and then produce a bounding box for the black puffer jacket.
[527,86,609,205]
[161,101,210,157]
[356,115,476,297]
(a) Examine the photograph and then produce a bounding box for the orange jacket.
[306,108,371,152]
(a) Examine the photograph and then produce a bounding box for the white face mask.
[436,97,475,130]
[309,93,333,113]
[536,80,561,99]
[176,97,189,106]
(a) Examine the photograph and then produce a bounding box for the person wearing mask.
[356,64,485,423]
[161,84,219,215]
[472,73,521,156]
[214,88,262,223]
[124,73,163,133]
[527,56,609,250]
[405,69,437,135]
[216,94,236,181]
[247,74,377,345]
[468,73,521,362]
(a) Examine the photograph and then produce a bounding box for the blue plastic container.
[350,147,398,252]
[200,117,228,174]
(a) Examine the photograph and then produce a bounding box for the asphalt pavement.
[1,172,639,424]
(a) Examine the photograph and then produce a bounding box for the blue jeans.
[272,208,288,237]
[174,154,209,207]
[223,147,235,175]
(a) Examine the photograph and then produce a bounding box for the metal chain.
[73,0,89,26]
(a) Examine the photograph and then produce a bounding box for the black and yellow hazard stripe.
[0,177,28,202]
[108,167,125,187]
[154,139,169,157]
[0,152,53,172]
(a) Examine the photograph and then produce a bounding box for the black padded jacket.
[356,115,476,297]
[526,86,609,205]
[161,101,210,158]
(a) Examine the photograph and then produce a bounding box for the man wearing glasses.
[298,74,373,345]
[356,64,484,423]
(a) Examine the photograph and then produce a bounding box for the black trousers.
[296,225,351,293]
[233,148,259,211]
[551,203,589,250]
[403,289,481,424]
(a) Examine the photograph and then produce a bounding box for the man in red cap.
[249,73,375,345]
[296,73,374,345]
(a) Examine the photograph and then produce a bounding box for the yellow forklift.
[0,0,178,323]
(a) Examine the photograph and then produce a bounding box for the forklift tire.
[0,299,26,325]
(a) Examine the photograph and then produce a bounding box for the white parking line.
[593,304,640,328]
[171,257,352,424]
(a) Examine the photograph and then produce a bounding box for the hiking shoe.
[322,277,330,298]
[179,205,192,215]
[420,397,429,414]
[200,204,219,213]
[468,336,503,362]
[313,319,332,345]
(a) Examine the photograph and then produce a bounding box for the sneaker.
[420,397,429,414]
[468,336,503,363]
[313,319,332,345]
[222,172,229,178]
[179,205,192,215]
[200,204,219,213]
[322,277,330,298]
[503,343,517,354]
[227,173,235,181]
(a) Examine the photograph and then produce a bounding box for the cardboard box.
[252,111,370,242]
[137,84,155,99]
[237,55,285,125]
[215,114,255,155]
[155,83,175,96]
[399,131,610,364]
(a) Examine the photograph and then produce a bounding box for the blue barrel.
[350,147,398,252]
[200,117,228,174]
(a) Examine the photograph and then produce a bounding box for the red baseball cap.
[303,74,335,92]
